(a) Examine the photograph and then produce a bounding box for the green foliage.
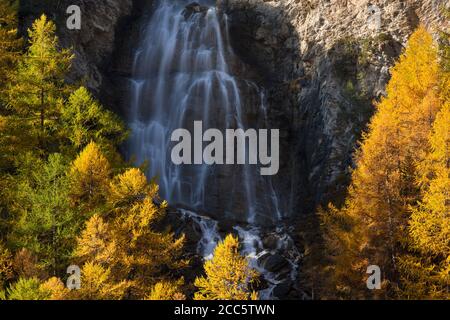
[0,12,189,300]
[0,243,13,288]
[61,87,127,151]
[7,14,73,149]
[3,277,50,300]
[11,153,79,275]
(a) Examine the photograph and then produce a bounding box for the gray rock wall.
[220,0,448,212]
[19,0,448,217]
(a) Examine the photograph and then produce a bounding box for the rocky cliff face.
[219,0,447,212]
[17,0,448,300]
[19,0,150,97]
[19,0,447,216]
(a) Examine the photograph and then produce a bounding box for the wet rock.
[274,266,292,281]
[262,234,279,251]
[222,0,447,217]
[217,220,238,234]
[261,254,289,273]
[272,281,292,299]
[183,2,209,19]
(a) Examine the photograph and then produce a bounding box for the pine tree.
[68,142,111,210]
[322,26,444,298]
[8,14,73,149]
[194,234,259,300]
[61,87,127,151]
[11,153,78,275]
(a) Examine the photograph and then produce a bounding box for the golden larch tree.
[322,26,445,298]
[74,168,186,299]
[194,234,259,300]
[69,141,111,209]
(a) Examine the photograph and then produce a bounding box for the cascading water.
[127,0,302,299]
[127,0,281,224]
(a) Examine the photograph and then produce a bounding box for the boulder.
[261,254,289,273]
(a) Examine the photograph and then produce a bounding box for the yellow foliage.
[146,278,186,300]
[194,234,259,300]
[111,195,185,296]
[322,26,445,298]
[75,214,117,265]
[69,142,111,208]
[74,167,186,299]
[40,277,69,300]
[108,168,159,208]
[0,243,13,287]
[401,103,450,298]
[73,262,131,300]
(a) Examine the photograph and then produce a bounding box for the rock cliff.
[19,0,448,214]
[220,0,448,211]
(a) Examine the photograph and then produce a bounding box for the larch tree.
[71,262,131,300]
[11,153,78,275]
[68,141,111,210]
[322,26,445,298]
[1,277,50,300]
[0,0,23,225]
[398,102,449,299]
[74,168,186,299]
[61,87,127,152]
[74,214,117,266]
[146,278,186,300]
[39,277,70,300]
[8,14,73,149]
[0,243,13,289]
[194,234,259,300]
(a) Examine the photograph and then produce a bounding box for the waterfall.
[127,0,281,224]
[126,0,303,299]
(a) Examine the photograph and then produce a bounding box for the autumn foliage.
[319,27,449,299]
[0,0,448,301]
